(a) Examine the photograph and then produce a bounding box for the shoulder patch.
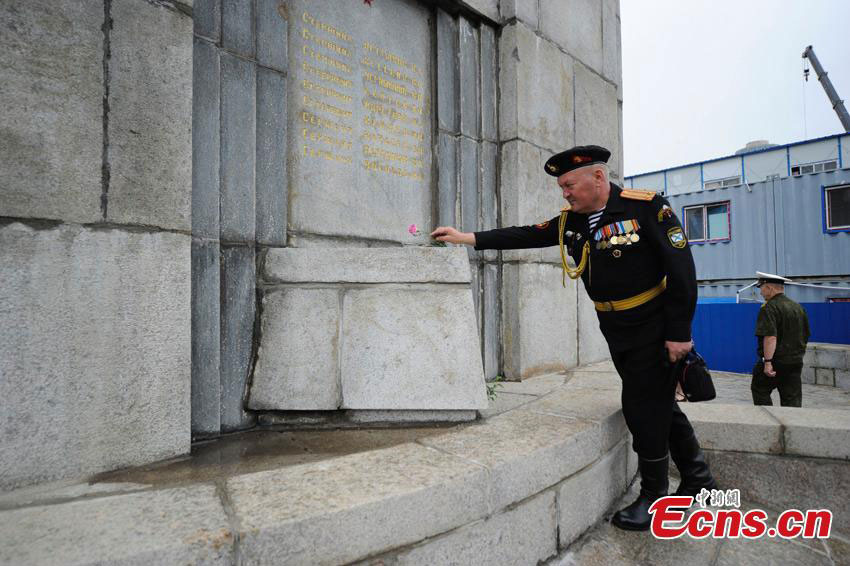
[620,188,657,201]
[667,226,687,248]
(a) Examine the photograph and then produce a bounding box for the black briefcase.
[673,348,716,402]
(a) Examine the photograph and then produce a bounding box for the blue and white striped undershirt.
[587,208,605,232]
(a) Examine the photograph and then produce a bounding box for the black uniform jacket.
[474,183,697,352]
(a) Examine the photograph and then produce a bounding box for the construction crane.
[802,45,850,133]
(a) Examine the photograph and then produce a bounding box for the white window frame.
[825,184,850,231]
[703,175,741,190]
[683,201,731,243]
[791,159,838,176]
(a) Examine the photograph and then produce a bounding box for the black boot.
[670,433,717,498]
[612,456,669,531]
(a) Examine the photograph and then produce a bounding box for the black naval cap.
[544,145,611,177]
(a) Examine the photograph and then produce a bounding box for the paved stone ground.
[711,370,850,411]
[573,361,850,411]
[548,477,849,566]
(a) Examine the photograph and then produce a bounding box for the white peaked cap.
[756,271,792,283]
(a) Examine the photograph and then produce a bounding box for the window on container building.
[703,175,740,190]
[825,184,850,231]
[791,160,838,176]
[683,202,730,242]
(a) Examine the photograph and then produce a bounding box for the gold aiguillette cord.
[558,210,590,287]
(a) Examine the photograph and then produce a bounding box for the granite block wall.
[0,0,193,490]
[0,0,621,488]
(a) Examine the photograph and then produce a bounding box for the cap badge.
[547,163,558,173]
[572,155,592,164]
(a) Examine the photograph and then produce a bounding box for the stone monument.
[1,0,621,489]
[243,1,486,422]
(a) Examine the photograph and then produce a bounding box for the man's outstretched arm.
[430,226,476,246]
[431,215,563,250]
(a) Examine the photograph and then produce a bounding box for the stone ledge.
[262,247,472,284]
[0,485,233,565]
[229,442,491,565]
[765,406,850,460]
[804,342,850,390]
[9,373,849,564]
[419,409,612,511]
[0,370,629,565]
[359,489,558,565]
[558,439,630,549]
[678,403,783,455]
[681,403,850,461]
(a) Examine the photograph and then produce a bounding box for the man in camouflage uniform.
[752,272,811,407]
[431,145,717,531]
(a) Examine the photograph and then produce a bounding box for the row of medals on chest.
[596,232,639,250]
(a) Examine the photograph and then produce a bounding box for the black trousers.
[751,361,803,407]
[610,341,697,460]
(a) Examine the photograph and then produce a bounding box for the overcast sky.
[621,0,850,176]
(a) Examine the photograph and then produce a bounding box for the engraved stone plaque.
[287,0,433,243]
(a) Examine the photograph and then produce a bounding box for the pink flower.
[408,224,418,235]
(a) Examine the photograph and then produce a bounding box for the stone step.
[0,370,631,565]
[5,370,849,565]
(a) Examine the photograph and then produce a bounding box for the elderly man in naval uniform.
[431,145,717,531]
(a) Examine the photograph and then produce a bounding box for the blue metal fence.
[692,302,850,373]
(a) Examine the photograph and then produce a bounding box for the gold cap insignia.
[547,163,558,173]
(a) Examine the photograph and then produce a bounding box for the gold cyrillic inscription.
[302,79,353,104]
[302,11,353,43]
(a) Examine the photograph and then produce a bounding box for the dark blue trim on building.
[822,184,828,233]
[786,147,791,177]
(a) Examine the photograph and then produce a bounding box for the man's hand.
[665,340,693,363]
[430,226,476,246]
[764,361,777,377]
[762,336,777,377]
